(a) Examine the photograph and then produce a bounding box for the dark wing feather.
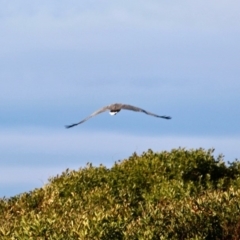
[120,104,171,119]
[65,105,110,128]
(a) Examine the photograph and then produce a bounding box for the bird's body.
[65,103,171,128]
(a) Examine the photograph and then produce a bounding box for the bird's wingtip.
[65,124,77,129]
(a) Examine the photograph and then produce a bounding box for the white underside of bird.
[109,111,118,115]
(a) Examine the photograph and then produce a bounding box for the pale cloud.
[1,127,239,197]
[0,166,64,185]
[1,0,239,109]
[1,0,239,55]
[1,127,239,162]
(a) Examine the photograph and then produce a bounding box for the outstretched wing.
[120,104,171,119]
[65,105,110,128]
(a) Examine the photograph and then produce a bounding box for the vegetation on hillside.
[1,148,240,239]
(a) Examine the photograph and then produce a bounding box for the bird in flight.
[65,103,171,128]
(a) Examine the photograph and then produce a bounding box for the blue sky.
[1,1,240,197]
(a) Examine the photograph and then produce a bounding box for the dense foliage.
[1,148,240,239]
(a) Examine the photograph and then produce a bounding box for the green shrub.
[0,148,240,239]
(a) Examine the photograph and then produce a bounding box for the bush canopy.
[1,148,240,239]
